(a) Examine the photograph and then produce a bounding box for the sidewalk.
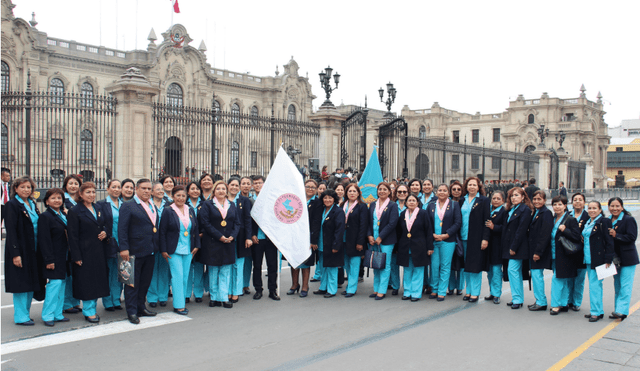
[561,309,640,370]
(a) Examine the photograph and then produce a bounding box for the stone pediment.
[160,24,192,49]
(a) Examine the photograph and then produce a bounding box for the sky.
[11,0,640,127]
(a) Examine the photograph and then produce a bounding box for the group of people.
[3,170,637,327]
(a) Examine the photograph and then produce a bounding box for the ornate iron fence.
[340,107,368,173]
[152,102,320,184]
[1,78,117,190]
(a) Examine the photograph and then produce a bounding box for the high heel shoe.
[299,290,308,298]
[287,285,301,295]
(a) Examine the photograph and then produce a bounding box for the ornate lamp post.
[555,129,566,151]
[378,82,396,118]
[319,65,340,108]
[537,124,550,147]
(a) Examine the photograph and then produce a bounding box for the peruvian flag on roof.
[171,0,180,13]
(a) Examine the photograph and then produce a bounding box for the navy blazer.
[572,209,590,231]
[501,203,533,260]
[198,199,240,266]
[459,195,490,273]
[396,208,433,267]
[367,200,399,245]
[527,206,553,270]
[234,195,253,259]
[483,206,506,266]
[308,197,324,245]
[97,198,119,259]
[118,199,159,258]
[343,201,369,257]
[611,215,639,267]
[64,196,77,211]
[426,200,462,243]
[37,208,68,280]
[319,205,346,268]
[552,214,582,279]
[159,206,201,255]
[4,197,43,294]
[584,216,614,268]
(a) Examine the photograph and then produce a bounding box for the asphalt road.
[2,204,640,371]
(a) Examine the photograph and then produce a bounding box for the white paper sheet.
[595,263,617,280]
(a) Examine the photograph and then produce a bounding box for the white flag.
[251,147,311,268]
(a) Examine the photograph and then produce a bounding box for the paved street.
[2,203,639,371]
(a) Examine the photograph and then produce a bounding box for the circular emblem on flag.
[274,193,303,224]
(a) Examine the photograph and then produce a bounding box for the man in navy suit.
[119,179,159,324]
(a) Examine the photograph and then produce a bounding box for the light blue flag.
[358,146,384,204]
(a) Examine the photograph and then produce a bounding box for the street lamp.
[555,129,566,151]
[379,82,397,118]
[319,65,340,107]
[537,124,550,147]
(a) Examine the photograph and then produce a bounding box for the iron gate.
[340,107,368,173]
[378,117,408,179]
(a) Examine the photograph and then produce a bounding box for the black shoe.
[209,301,221,307]
[310,278,320,282]
[299,291,308,298]
[16,320,35,326]
[527,303,536,308]
[105,307,115,312]
[113,305,123,310]
[507,302,513,306]
[314,290,328,295]
[455,289,463,296]
[138,308,157,317]
[609,312,627,320]
[148,302,157,308]
[569,304,580,312]
[287,286,301,295]
[511,304,522,309]
[375,295,386,300]
[493,297,501,304]
[324,293,335,298]
[159,301,167,307]
[243,288,251,295]
[128,314,140,324]
[85,315,100,323]
[468,297,479,303]
[550,308,561,315]
[560,306,569,312]
[54,317,70,322]
[229,298,239,303]
[528,304,548,311]
[588,315,603,322]
[43,320,55,327]
[463,295,470,301]
[185,298,190,304]
[437,297,445,302]
[402,296,411,300]
[223,302,233,309]
[195,298,203,303]
[411,298,420,302]
[269,291,281,301]
[429,293,438,299]
[391,289,399,296]
[345,293,355,298]
[585,314,604,319]
[341,291,347,295]
[64,307,81,314]
[484,295,495,301]
[369,293,377,298]
[253,291,263,300]
[174,308,189,315]
[337,285,343,289]
[447,290,454,295]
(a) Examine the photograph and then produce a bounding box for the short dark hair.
[171,185,186,196]
[529,178,536,184]
[571,192,585,203]
[228,177,241,185]
[320,189,340,205]
[121,178,135,189]
[62,174,82,193]
[1,167,10,174]
[551,195,567,205]
[532,190,547,200]
[11,176,37,199]
[253,175,265,183]
[159,175,176,187]
[608,197,631,216]
[44,188,65,207]
[136,178,152,187]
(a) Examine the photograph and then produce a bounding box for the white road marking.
[1,359,13,364]
[1,312,191,355]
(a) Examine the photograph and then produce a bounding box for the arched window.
[230,141,240,170]
[524,145,536,154]
[1,61,9,92]
[167,83,183,111]
[287,105,296,121]
[250,106,259,125]
[50,78,65,104]
[1,123,8,156]
[528,114,535,124]
[81,82,94,107]
[212,100,220,122]
[419,125,427,139]
[231,103,240,124]
[80,129,93,163]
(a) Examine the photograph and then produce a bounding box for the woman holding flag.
[313,189,345,298]
[198,180,240,309]
[341,183,368,297]
[367,182,399,300]
[397,194,433,301]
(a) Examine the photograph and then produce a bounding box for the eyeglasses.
[305,186,317,189]
[396,190,408,194]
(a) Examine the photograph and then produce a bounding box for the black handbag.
[455,234,464,257]
[558,216,582,255]
[364,249,386,269]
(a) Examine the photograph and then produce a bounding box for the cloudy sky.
[12,0,640,127]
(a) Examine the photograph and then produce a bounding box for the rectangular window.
[51,139,63,160]
[108,142,112,162]
[471,154,480,169]
[251,151,257,168]
[452,130,460,143]
[472,129,479,143]
[491,157,500,169]
[493,128,500,142]
[616,147,623,152]
[214,149,219,166]
[452,154,460,170]
[618,170,623,175]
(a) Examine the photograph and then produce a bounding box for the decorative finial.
[365,95,368,108]
[597,91,602,103]
[29,12,38,27]
[275,66,279,76]
[580,84,586,98]
[198,40,207,52]
[147,28,157,43]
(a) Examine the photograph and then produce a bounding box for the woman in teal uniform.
[148,182,170,307]
[483,190,506,304]
[313,189,345,298]
[608,197,638,320]
[62,175,82,314]
[341,183,368,297]
[98,179,124,311]
[227,178,252,303]
[567,192,589,311]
